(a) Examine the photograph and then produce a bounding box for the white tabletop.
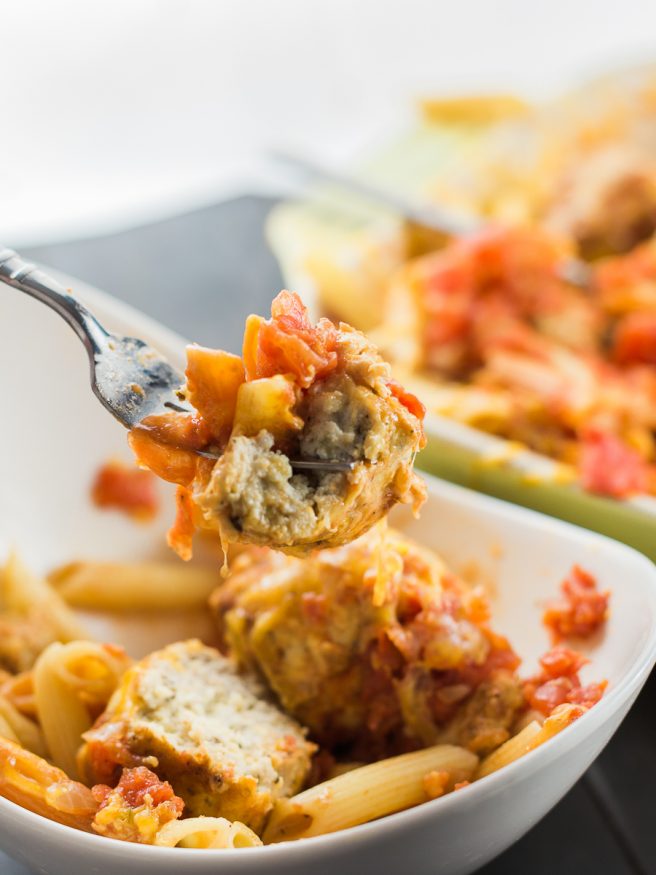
[2,0,655,243]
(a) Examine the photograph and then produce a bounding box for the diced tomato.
[424,245,475,299]
[612,312,656,366]
[242,290,339,388]
[418,226,573,376]
[567,681,608,709]
[538,646,588,679]
[478,226,562,293]
[543,565,609,642]
[91,460,159,521]
[423,769,450,799]
[91,767,184,843]
[579,428,650,497]
[523,645,606,717]
[525,676,574,713]
[83,736,137,785]
[387,379,427,422]
[93,766,183,812]
[167,486,196,561]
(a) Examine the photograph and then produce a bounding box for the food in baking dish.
[431,72,656,258]
[267,72,656,502]
[375,226,656,497]
[128,291,426,557]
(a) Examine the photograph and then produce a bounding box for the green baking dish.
[267,118,656,561]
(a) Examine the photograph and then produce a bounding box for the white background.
[3,0,656,244]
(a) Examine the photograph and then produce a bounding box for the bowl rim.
[2,271,656,863]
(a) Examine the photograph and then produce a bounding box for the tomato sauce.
[543,565,609,642]
[91,460,159,521]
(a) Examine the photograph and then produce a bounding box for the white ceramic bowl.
[1,275,656,875]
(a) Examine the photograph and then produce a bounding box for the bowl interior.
[2,273,656,873]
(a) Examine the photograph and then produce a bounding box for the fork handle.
[0,246,108,360]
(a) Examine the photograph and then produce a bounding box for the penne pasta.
[477,704,585,779]
[33,641,132,779]
[37,641,132,715]
[155,817,262,849]
[0,696,46,758]
[476,721,543,779]
[2,551,87,643]
[419,93,529,124]
[49,561,219,612]
[34,645,93,779]
[512,708,545,734]
[263,744,478,843]
[0,715,19,744]
[0,736,97,831]
[1,672,37,718]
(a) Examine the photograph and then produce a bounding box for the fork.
[0,246,350,473]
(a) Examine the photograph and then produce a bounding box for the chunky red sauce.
[523,646,607,716]
[243,290,339,387]
[387,379,427,446]
[579,429,650,497]
[407,226,656,498]
[368,569,520,730]
[612,311,656,366]
[543,565,610,642]
[92,766,183,813]
[91,461,159,521]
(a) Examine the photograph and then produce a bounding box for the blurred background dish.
[268,63,656,560]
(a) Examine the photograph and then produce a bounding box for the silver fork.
[0,246,350,473]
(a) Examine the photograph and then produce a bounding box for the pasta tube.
[155,816,262,849]
[0,715,19,744]
[0,736,97,831]
[1,672,36,718]
[49,561,219,612]
[263,744,477,843]
[2,551,86,642]
[0,696,46,758]
[477,704,585,779]
[33,641,131,779]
